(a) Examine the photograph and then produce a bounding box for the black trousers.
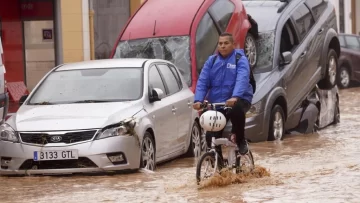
[205,99,251,158]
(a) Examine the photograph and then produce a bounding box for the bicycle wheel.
[196,151,217,184]
[235,150,255,174]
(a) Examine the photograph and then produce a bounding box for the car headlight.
[0,124,19,142]
[246,101,262,118]
[96,125,130,140]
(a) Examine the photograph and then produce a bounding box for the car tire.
[318,49,338,90]
[268,105,285,141]
[244,32,257,69]
[185,121,205,157]
[337,66,351,89]
[140,132,156,171]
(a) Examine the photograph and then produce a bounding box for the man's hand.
[226,97,238,107]
[193,102,202,110]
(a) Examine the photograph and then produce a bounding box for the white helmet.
[199,110,227,132]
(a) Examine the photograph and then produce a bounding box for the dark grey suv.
[226,0,341,142]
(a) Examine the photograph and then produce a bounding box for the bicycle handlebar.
[198,101,232,111]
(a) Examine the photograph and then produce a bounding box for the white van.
[0,36,9,123]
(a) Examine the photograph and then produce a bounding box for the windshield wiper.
[71,100,110,103]
[32,101,54,105]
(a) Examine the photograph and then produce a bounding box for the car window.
[157,64,180,95]
[208,0,235,31]
[196,12,219,75]
[305,0,326,21]
[280,19,299,54]
[169,64,183,89]
[338,35,345,47]
[291,3,315,42]
[149,65,166,94]
[344,36,360,50]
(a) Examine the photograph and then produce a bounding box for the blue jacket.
[194,49,253,104]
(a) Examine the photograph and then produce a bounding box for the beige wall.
[24,21,55,91]
[60,0,84,63]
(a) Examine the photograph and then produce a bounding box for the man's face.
[218,36,235,57]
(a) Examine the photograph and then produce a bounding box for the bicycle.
[195,102,255,184]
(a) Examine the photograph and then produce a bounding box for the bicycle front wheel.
[235,150,255,174]
[196,151,217,184]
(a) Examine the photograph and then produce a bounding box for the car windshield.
[28,68,143,105]
[113,36,191,86]
[254,31,275,71]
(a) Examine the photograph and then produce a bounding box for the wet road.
[1,88,360,203]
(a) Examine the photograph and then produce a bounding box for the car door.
[156,63,190,154]
[146,65,177,159]
[168,63,193,149]
[279,17,306,114]
[304,0,327,76]
[284,3,317,114]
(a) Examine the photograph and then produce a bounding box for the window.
[196,12,219,74]
[280,19,299,53]
[29,68,143,104]
[157,64,180,95]
[338,35,345,47]
[149,65,166,94]
[208,0,235,31]
[169,64,183,89]
[344,36,360,50]
[291,3,315,41]
[305,0,326,21]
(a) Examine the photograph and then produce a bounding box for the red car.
[110,0,258,92]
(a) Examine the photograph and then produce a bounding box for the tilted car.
[0,58,201,175]
[110,0,259,92]
[223,0,341,142]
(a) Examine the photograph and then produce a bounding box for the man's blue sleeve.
[194,57,212,102]
[232,56,250,98]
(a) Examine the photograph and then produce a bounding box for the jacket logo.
[227,63,236,69]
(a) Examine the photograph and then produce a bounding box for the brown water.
[1,88,360,203]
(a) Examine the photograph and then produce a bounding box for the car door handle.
[187,101,191,108]
[318,28,324,34]
[172,107,177,112]
[300,51,307,58]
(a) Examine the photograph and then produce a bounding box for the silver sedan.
[0,58,204,175]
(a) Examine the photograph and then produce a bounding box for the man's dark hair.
[219,32,234,43]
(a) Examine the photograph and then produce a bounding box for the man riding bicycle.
[193,32,254,157]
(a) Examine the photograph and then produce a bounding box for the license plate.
[33,150,78,161]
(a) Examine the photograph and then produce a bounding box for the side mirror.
[281,51,292,65]
[19,95,28,105]
[149,88,164,102]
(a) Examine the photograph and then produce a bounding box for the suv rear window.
[305,0,327,21]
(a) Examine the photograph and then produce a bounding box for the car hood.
[9,101,144,131]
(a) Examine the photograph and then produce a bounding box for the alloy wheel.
[273,111,284,140]
[245,36,257,67]
[328,56,337,85]
[142,136,155,170]
[340,68,350,88]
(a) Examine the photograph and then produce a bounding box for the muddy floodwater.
[1,88,360,203]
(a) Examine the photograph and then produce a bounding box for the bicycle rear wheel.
[196,151,217,184]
